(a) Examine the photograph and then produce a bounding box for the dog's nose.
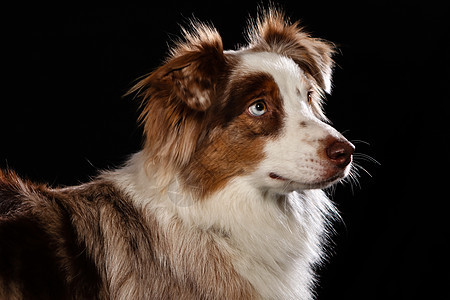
[326,140,355,168]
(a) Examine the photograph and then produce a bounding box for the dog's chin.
[300,173,344,189]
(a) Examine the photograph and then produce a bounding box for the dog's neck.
[105,151,336,299]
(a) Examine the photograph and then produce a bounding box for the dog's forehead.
[238,51,310,96]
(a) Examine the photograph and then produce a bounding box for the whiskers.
[337,140,379,195]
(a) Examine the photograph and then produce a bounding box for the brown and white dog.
[0,9,354,299]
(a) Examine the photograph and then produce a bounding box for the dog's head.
[131,10,354,197]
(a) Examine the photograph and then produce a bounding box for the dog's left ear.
[247,9,335,93]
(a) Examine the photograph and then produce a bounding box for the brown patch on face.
[181,72,285,197]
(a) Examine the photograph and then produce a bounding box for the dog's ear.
[163,24,226,111]
[247,9,335,93]
[132,23,226,111]
[128,23,226,182]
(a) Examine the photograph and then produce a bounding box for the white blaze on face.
[239,51,348,193]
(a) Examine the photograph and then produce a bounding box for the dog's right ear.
[246,9,335,93]
[127,23,226,182]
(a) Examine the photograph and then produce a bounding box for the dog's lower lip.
[269,171,345,186]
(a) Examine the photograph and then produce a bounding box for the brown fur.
[246,9,335,92]
[127,23,230,184]
[0,170,256,299]
[181,73,285,197]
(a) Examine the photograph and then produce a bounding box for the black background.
[1,2,449,299]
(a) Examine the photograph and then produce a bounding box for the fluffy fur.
[0,9,354,299]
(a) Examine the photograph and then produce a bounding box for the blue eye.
[248,100,267,116]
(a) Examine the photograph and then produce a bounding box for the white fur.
[182,180,336,300]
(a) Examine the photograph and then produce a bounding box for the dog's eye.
[307,91,313,105]
[248,100,267,117]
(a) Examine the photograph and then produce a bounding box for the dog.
[0,9,354,299]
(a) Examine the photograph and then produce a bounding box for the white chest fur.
[108,153,337,299]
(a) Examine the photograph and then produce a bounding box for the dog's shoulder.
[0,170,68,298]
[0,171,120,299]
[0,170,32,214]
[0,169,71,222]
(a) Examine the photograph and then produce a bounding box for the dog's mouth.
[269,172,288,181]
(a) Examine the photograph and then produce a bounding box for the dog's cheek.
[180,123,266,198]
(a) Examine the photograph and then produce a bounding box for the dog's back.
[0,171,257,299]
[0,171,110,299]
